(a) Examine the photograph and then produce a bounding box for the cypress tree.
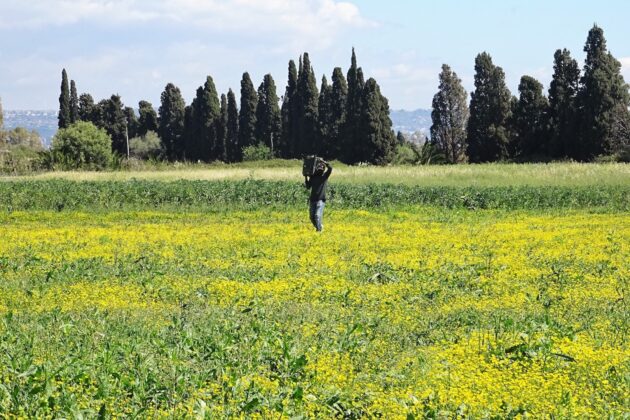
[295,52,319,156]
[358,78,396,165]
[158,83,186,161]
[70,80,79,124]
[329,67,348,160]
[467,52,512,162]
[512,75,549,160]
[280,60,299,158]
[101,94,127,155]
[318,75,333,158]
[548,49,580,159]
[430,64,469,163]
[255,74,282,155]
[226,89,240,162]
[576,25,630,160]
[238,72,258,151]
[217,93,228,162]
[58,69,71,129]
[188,76,221,161]
[78,93,95,123]
[138,100,158,136]
[343,48,365,163]
[183,104,195,160]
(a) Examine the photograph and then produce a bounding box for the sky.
[0,0,629,111]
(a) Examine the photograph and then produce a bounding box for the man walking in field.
[304,160,332,232]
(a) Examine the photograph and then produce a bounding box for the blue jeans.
[309,200,325,232]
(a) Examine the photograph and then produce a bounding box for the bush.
[130,130,162,160]
[242,143,272,161]
[50,121,113,170]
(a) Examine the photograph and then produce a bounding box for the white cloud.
[0,0,374,50]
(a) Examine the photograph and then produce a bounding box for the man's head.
[315,161,325,175]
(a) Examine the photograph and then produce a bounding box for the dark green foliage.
[217,94,228,162]
[295,53,320,156]
[430,64,469,163]
[511,76,549,160]
[280,60,299,158]
[69,80,79,124]
[78,93,96,123]
[158,83,186,161]
[548,49,580,159]
[138,100,158,136]
[328,67,348,159]
[101,95,127,156]
[58,69,71,129]
[317,75,333,157]
[49,121,112,170]
[467,53,513,162]
[343,49,366,163]
[255,74,282,155]
[124,106,139,141]
[187,76,221,162]
[576,25,630,160]
[358,78,396,164]
[2,179,627,211]
[396,131,406,145]
[238,72,258,151]
[226,89,240,162]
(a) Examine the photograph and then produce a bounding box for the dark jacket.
[305,165,332,202]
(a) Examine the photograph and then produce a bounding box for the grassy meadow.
[0,163,628,417]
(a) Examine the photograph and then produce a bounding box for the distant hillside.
[4,110,57,147]
[390,109,431,135]
[3,108,432,147]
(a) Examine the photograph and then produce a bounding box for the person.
[304,159,332,232]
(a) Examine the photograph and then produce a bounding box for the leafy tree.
[548,49,580,159]
[50,121,112,169]
[430,64,469,163]
[511,76,549,160]
[129,130,161,160]
[101,95,127,156]
[296,52,319,156]
[226,89,239,162]
[280,60,298,158]
[328,67,348,160]
[78,93,96,123]
[238,72,258,151]
[396,131,406,145]
[255,74,282,155]
[188,76,221,161]
[3,127,44,150]
[58,69,71,129]
[343,48,366,163]
[576,25,630,160]
[70,80,79,124]
[467,52,512,162]
[217,93,228,162]
[359,78,396,164]
[158,83,186,161]
[318,75,333,158]
[138,100,158,136]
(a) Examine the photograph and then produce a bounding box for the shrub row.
[1,179,628,211]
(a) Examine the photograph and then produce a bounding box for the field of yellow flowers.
[0,208,628,418]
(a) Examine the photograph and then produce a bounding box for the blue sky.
[0,0,628,110]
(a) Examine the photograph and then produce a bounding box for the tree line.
[430,25,630,163]
[58,49,397,165]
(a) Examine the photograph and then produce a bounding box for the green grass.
[1,179,628,211]
[2,162,629,187]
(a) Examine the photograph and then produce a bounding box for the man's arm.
[323,161,333,179]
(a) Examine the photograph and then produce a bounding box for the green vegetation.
[48,121,113,170]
